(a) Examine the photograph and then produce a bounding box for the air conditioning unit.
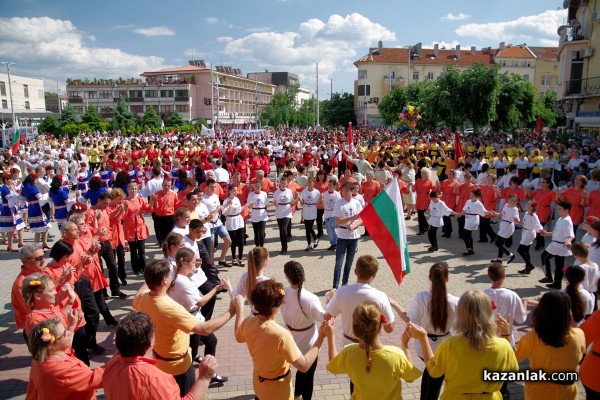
[581,47,594,58]
[593,10,600,23]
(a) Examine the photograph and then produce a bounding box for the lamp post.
[0,62,16,128]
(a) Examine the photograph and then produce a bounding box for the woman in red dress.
[234,154,249,183]
[210,142,222,160]
[260,148,271,176]
[528,178,556,250]
[249,150,263,181]
[415,167,435,235]
[557,174,587,235]
[161,144,172,166]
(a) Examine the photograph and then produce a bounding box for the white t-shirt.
[561,287,594,326]
[183,235,208,287]
[546,216,574,256]
[334,197,363,240]
[202,193,223,228]
[463,199,489,231]
[408,291,459,358]
[247,191,269,222]
[280,287,325,353]
[483,287,527,346]
[579,262,599,293]
[428,200,453,228]
[169,274,204,321]
[301,188,321,220]
[520,213,543,246]
[326,282,395,346]
[323,190,341,219]
[194,202,212,240]
[273,188,294,219]
[497,204,520,239]
[222,197,244,231]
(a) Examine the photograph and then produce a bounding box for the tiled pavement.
[0,211,588,399]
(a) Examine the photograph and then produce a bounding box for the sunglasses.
[26,254,45,262]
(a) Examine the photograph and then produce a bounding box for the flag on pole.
[454,131,464,163]
[11,118,22,155]
[360,179,410,284]
[347,122,353,147]
[165,128,176,138]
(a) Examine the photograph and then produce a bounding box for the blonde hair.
[111,188,126,199]
[21,273,52,308]
[28,317,61,362]
[453,290,497,352]
[352,301,382,373]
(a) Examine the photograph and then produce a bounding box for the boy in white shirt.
[492,194,520,264]
[572,241,599,309]
[427,191,456,252]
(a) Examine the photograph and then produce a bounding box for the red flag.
[535,117,543,138]
[347,122,353,147]
[454,131,464,163]
[165,129,176,138]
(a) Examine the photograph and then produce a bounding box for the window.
[23,84,29,98]
[0,81,5,96]
[1,100,6,108]
[73,106,83,114]
[86,91,96,99]
[412,72,419,81]
[144,90,157,98]
[524,74,530,81]
[427,72,435,81]
[25,101,30,109]
[129,90,143,98]
[99,91,111,99]
[130,105,143,113]
[357,85,370,96]
[175,89,188,97]
[390,70,396,78]
[68,91,81,98]
[160,90,173,98]
[502,61,506,66]
[176,104,189,112]
[162,105,174,113]
[358,70,368,79]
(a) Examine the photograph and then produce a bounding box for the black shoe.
[477,240,488,243]
[313,239,319,248]
[462,250,474,256]
[305,245,312,251]
[328,245,336,251]
[507,254,515,264]
[193,355,203,364]
[428,246,438,252]
[534,246,542,251]
[518,268,532,274]
[106,319,118,326]
[491,258,502,263]
[417,232,425,236]
[112,291,129,299]
[120,280,128,286]
[546,283,561,289]
[211,375,228,383]
[538,277,553,283]
[218,260,230,267]
[280,250,287,255]
[89,344,105,355]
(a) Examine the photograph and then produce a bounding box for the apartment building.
[0,73,47,120]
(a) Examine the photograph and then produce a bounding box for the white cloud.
[430,40,461,49]
[455,9,566,45]
[111,24,135,30]
[441,12,471,21]
[245,26,271,33]
[221,13,396,85]
[0,16,169,80]
[204,17,220,25]
[134,26,175,37]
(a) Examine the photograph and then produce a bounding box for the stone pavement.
[0,209,587,399]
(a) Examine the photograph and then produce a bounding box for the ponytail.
[565,266,586,323]
[352,301,381,373]
[247,247,269,300]
[429,263,450,332]
[284,261,307,317]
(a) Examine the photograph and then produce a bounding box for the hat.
[80,162,87,166]
[327,175,338,183]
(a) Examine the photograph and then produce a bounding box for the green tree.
[60,123,80,139]
[427,66,466,130]
[112,97,136,129]
[59,104,79,126]
[38,115,60,136]
[142,106,162,128]
[261,92,294,128]
[460,63,500,132]
[294,97,316,127]
[169,111,184,127]
[378,87,408,126]
[81,106,104,131]
[492,73,538,132]
[320,93,356,127]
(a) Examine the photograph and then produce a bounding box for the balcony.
[383,76,405,86]
[175,96,189,102]
[564,76,600,97]
[68,97,83,103]
[559,25,589,49]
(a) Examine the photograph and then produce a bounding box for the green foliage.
[141,106,162,128]
[59,104,79,126]
[294,97,317,127]
[38,115,60,137]
[113,97,136,128]
[320,93,356,127]
[428,65,466,130]
[460,63,500,132]
[169,111,184,127]
[60,123,81,139]
[81,106,104,131]
[378,88,407,126]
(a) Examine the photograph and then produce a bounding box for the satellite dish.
[557,25,566,36]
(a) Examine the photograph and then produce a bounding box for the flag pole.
[1,62,16,131]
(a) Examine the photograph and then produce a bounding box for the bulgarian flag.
[11,118,22,155]
[360,179,410,284]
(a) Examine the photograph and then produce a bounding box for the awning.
[574,116,600,128]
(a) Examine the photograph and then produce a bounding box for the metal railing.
[564,76,600,96]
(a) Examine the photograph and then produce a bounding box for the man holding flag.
[10,117,22,155]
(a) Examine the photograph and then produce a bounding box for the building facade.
[353,42,559,128]
[44,94,68,114]
[556,0,600,132]
[530,46,560,96]
[66,61,275,128]
[0,73,47,122]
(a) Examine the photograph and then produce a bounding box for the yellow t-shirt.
[485,146,495,158]
[327,344,421,400]
[530,156,544,174]
[426,336,518,400]
[89,148,99,163]
[237,317,302,400]
[133,291,197,375]
[515,328,586,400]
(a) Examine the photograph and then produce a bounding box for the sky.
[0,0,567,96]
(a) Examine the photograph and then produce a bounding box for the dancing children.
[427,191,456,252]
[517,201,544,274]
[539,201,575,290]
[491,194,520,264]
[571,242,599,309]
[460,189,496,256]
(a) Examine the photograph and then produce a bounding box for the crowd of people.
[7,126,600,399]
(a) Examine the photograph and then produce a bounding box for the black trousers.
[294,357,318,400]
[228,228,244,260]
[73,276,99,347]
[277,217,291,251]
[428,226,438,248]
[72,327,90,366]
[462,229,474,250]
[93,290,115,325]
[457,216,465,237]
[252,220,266,247]
[585,385,600,400]
[479,217,497,242]
[98,240,120,294]
[174,363,195,397]
[190,332,218,359]
[495,236,511,258]
[114,244,126,282]
[304,219,317,245]
[535,231,546,250]
[154,214,175,245]
[542,251,565,284]
[199,280,217,321]
[442,216,452,236]
[420,368,444,400]
[128,238,146,274]
[517,244,534,269]
[417,210,429,233]
[316,208,325,237]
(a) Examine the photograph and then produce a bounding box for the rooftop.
[355,47,495,67]
[495,45,537,59]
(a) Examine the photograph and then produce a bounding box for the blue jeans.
[325,217,337,246]
[332,238,359,289]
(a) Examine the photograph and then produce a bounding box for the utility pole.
[56,76,62,113]
[1,62,16,128]
[330,78,332,100]
[210,63,215,129]
[316,63,320,128]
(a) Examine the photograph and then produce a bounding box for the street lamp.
[1,62,16,127]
